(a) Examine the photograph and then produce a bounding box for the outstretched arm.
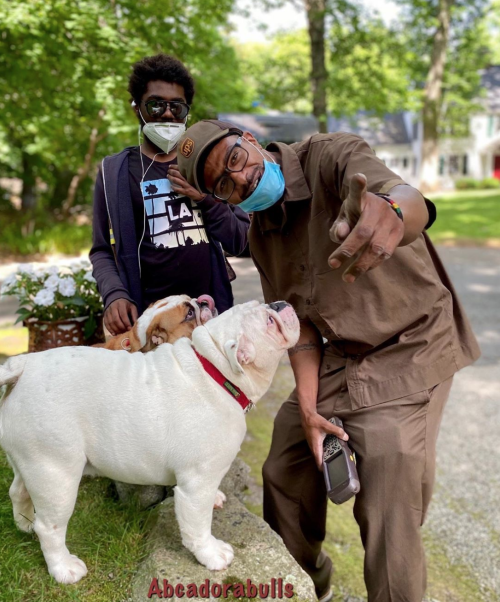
[327,173,429,283]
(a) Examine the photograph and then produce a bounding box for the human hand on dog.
[328,173,404,283]
[104,298,138,336]
[301,411,348,469]
[167,165,205,202]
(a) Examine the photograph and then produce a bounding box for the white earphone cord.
[137,125,165,278]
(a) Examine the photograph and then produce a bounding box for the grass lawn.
[427,189,500,245]
[0,458,151,602]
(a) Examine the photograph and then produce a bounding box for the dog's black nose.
[268,301,290,313]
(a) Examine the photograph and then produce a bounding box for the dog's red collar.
[194,350,253,413]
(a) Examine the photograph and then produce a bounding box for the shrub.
[0,211,92,256]
[481,177,500,189]
[455,177,500,190]
[455,178,481,190]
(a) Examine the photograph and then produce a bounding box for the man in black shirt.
[90,55,249,335]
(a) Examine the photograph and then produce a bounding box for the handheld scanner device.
[322,416,360,504]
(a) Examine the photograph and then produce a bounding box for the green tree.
[238,10,417,119]
[327,13,417,117]
[394,0,492,190]
[236,30,312,113]
[244,0,494,191]
[306,0,329,132]
[0,0,251,213]
[490,0,500,63]
[251,0,360,131]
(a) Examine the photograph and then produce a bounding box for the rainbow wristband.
[374,193,404,222]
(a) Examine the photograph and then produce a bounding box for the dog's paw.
[195,536,234,571]
[49,554,88,584]
[213,489,227,509]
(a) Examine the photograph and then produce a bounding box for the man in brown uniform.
[174,120,481,602]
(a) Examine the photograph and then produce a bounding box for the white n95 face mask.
[141,122,186,154]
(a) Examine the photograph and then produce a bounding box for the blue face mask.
[237,145,285,213]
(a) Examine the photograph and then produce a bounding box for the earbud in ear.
[131,100,137,107]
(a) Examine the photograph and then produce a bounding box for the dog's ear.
[224,335,256,374]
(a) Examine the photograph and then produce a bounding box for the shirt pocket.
[352,387,432,411]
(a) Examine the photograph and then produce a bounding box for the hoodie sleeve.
[195,194,250,257]
[89,167,134,310]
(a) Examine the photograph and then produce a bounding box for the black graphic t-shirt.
[129,147,212,308]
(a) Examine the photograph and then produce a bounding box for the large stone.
[130,460,316,602]
[114,482,169,509]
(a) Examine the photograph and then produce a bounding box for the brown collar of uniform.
[256,142,312,233]
[266,141,311,203]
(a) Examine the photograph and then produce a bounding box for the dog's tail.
[0,355,26,393]
[0,355,27,440]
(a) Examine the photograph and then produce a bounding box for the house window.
[449,155,460,175]
[488,115,494,137]
[439,155,445,176]
[463,154,468,176]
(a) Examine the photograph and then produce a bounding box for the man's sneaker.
[317,587,333,602]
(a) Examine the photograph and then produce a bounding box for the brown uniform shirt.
[249,133,481,408]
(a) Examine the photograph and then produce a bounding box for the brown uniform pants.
[263,347,453,602]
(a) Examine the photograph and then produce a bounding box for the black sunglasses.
[144,99,190,120]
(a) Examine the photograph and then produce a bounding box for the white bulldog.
[0,300,299,584]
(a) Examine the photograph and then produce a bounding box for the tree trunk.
[304,0,328,133]
[50,169,74,210]
[62,109,106,215]
[420,0,453,192]
[21,152,37,211]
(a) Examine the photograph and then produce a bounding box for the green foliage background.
[0,0,253,216]
[0,0,497,254]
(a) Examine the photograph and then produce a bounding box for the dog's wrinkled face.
[201,300,300,377]
[141,294,218,350]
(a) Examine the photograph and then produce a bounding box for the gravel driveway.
[422,248,500,600]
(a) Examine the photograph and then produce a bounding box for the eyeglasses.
[144,99,190,120]
[212,136,249,201]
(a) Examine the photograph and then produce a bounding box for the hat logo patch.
[181,138,195,158]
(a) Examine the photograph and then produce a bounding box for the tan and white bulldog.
[99,294,217,352]
[0,300,299,584]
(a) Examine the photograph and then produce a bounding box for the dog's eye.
[268,315,274,325]
[187,308,195,318]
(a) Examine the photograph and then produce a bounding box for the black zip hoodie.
[89,147,250,315]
